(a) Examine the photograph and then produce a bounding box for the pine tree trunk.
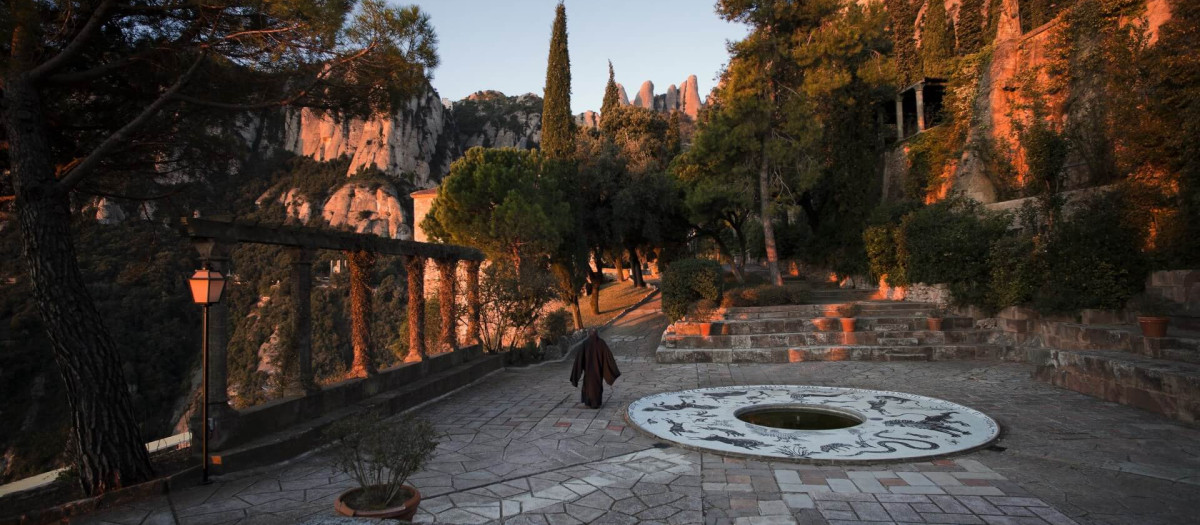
[3,76,154,495]
[628,247,645,288]
[613,251,626,282]
[346,250,376,377]
[758,146,784,286]
[569,298,584,331]
[588,250,603,315]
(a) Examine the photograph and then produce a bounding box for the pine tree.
[542,2,575,159]
[600,61,621,134]
[957,0,986,54]
[921,0,955,76]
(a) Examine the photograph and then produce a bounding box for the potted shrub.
[927,306,946,331]
[326,412,440,520]
[1131,296,1177,338]
[837,303,862,333]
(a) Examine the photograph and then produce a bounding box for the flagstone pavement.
[83,294,1200,525]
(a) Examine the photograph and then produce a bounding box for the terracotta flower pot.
[1138,316,1170,338]
[927,318,943,331]
[840,318,857,333]
[814,318,838,332]
[335,485,421,521]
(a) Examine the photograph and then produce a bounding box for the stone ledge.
[1030,348,1200,423]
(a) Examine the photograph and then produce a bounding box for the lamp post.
[189,267,226,484]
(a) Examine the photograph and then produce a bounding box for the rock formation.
[450,91,543,150]
[280,86,458,190]
[615,83,630,105]
[633,81,656,110]
[576,110,600,130]
[679,75,703,120]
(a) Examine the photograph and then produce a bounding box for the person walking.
[570,330,621,409]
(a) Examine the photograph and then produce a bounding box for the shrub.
[325,413,440,509]
[1034,196,1148,312]
[720,283,809,308]
[901,199,1008,307]
[661,258,724,322]
[538,308,571,343]
[864,225,908,287]
[986,234,1043,311]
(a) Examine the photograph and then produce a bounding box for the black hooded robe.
[570,331,621,409]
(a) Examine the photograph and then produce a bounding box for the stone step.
[1031,348,1200,423]
[656,344,1021,364]
[669,317,975,336]
[660,329,996,349]
[1139,337,1200,365]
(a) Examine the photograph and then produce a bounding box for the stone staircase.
[655,282,1200,423]
[1027,322,1200,423]
[657,287,1017,364]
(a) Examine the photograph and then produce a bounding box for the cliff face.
[450,90,543,150]
[280,86,459,190]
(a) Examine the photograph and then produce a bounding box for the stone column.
[346,250,377,378]
[894,94,904,141]
[464,260,481,347]
[405,255,427,363]
[290,247,317,393]
[916,84,926,132]
[436,258,458,353]
[192,238,234,416]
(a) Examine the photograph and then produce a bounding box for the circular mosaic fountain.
[626,385,999,462]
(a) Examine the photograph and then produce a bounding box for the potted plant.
[1131,296,1177,338]
[837,303,862,333]
[326,412,440,520]
[927,306,947,331]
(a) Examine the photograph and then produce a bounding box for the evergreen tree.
[921,0,955,76]
[601,61,621,133]
[542,2,575,159]
[957,0,986,54]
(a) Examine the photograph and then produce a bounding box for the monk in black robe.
[570,331,621,409]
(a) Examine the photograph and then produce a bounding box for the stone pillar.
[435,258,458,353]
[290,247,317,393]
[405,255,427,363]
[464,260,481,347]
[894,94,904,141]
[192,238,234,416]
[916,84,926,132]
[347,250,377,378]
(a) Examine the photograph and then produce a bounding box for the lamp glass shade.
[189,269,226,305]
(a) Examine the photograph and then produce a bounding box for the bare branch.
[55,56,204,194]
[30,0,118,81]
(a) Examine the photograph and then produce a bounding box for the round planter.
[335,485,421,520]
[1138,316,1170,338]
[814,318,839,332]
[927,318,944,331]
[839,318,857,333]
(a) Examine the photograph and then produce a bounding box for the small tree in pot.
[837,303,862,333]
[327,412,440,520]
[927,306,947,331]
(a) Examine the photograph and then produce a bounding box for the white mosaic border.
[626,385,1000,463]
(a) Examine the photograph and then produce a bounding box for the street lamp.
[189,267,226,483]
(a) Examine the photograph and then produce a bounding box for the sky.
[416,0,750,114]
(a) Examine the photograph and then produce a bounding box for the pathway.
[84,295,1200,525]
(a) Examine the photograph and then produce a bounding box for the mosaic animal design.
[700,434,767,450]
[644,400,720,412]
[665,419,693,437]
[867,395,917,415]
[700,425,745,437]
[776,445,811,458]
[703,391,748,399]
[820,443,852,453]
[884,411,970,437]
[847,430,940,456]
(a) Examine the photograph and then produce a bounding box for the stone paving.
[82,295,1200,525]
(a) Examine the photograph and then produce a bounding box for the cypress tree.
[600,61,620,133]
[957,0,985,54]
[542,2,574,159]
[921,0,955,76]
